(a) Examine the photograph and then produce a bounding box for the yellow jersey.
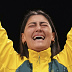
[0,22,72,72]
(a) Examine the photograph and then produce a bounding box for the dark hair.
[18,10,61,60]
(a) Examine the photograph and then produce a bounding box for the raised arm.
[0,21,18,71]
[64,27,72,63]
[0,22,13,51]
[53,27,72,71]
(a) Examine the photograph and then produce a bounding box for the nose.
[35,24,42,32]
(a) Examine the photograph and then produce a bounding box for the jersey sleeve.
[64,27,72,65]
[0,22,28,72]
[53,27,72,71]
[0,21,18,70]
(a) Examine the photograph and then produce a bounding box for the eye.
[28,22,36,27]
[40,22,48,27]
[41,24,48,27]
[28,24,36,27]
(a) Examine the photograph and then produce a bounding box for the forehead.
[27,15,49,23]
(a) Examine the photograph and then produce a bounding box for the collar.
[28,47,51,64]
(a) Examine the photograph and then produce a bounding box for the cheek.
[45,26,52,33]
[24,28,33,41]
[46,28,52,37]
[46,30,53,43]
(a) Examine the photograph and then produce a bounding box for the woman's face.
[22,15,55,52]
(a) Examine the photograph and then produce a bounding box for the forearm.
[0,22,14,62]
[63,27,72,66]
[66,27,72,47]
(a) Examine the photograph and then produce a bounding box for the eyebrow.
[28,22,36,25]
[40,22,48,24]
[28,22,48,25]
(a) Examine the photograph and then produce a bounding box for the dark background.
[0,1,72,52]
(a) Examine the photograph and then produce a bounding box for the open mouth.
[33,36,45,40]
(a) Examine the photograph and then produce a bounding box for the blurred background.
[0,1,72,52]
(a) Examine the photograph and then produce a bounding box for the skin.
[22,15,55,52]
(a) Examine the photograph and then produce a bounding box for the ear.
[51,32,55,41]
[21,33,26,44]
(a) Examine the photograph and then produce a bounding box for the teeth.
[33,36,45,40]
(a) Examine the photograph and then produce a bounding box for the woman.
[0,10,72,72]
